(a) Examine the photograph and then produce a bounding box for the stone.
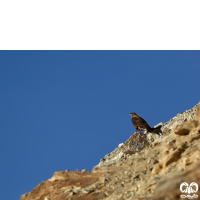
[20,101,200,200]
[124,132,149,152]
[175,120,198,135]
[118,143,124,148]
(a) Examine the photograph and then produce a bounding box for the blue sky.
[0,51,200,200]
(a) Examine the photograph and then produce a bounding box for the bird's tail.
[149,126,162,135]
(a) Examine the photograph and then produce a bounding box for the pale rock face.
[118,143,124,148]
[20,101,200,200]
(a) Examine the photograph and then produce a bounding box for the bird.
[129,112,160,134]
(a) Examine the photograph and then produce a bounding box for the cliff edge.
[20,101,200,200]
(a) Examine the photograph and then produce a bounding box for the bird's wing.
[132,117,151,129]
[132,117,145,124]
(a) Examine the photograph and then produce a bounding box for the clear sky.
[0,51,200,200]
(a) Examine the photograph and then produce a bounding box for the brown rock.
[20,101,200,200]
[152,162,200,200]
[175,120,198,135]
[162,127,171,135]
[195,104,200,121]
[124,132,149,152]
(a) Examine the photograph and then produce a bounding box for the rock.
[152,162,200,200]
[195,104,200,121]
[124,132,149,152]
[162,128,171,135]
[118,143,124,148]
[123,149,136,154]
[19,193,28,200]
[20,101,200,200]
[175,120,198,135]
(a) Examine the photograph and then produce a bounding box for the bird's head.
[129,112,137,117]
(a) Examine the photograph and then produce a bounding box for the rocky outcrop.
[20,101,200,200]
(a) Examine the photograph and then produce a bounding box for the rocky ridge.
[20,101,200,200]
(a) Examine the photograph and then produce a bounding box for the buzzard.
[129,112,160,134]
